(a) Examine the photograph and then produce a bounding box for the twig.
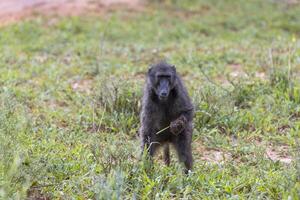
[195,110,212,117]
[156,126,170,135]
[30,184,56,189]
[97,103,106,133]
[268,47,275,80]
[268,48,274,70]
[198,64,231,93]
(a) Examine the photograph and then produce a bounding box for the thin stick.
[97,103,106,133]
[156,126,170,135]
[198,64,231,93]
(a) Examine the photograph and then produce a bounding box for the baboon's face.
[148,64,176,101]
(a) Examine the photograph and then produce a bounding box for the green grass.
[0,0,300,199]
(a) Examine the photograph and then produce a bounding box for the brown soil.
[71,77,93,94]
[266,145,293,164]
[0,0,142,26]
[194,139,294,164]
[193,140,232,163]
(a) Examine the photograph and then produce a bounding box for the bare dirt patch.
[228,64,247,78]
[71,77,94,94]
[200,149,232,163]
[0,0,142,26]
[266,144,293,164]
[27,185,50,200]
[193,140,232,164]
[194,139,294,164]
[44,99,68,109]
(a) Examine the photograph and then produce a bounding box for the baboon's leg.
[163,144,170,166]
[141,135,158,157]
[174,133,193,174]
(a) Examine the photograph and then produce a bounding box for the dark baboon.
[139,61,194,173]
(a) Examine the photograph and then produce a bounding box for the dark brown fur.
[139,61,194,173]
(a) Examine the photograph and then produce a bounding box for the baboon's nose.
[160,91,167,97]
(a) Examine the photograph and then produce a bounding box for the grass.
[0,0,300,199]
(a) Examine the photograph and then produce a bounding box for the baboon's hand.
[170,116,187,135]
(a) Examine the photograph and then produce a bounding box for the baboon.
[139,61,194,173]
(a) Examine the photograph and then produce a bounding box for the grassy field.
[0,0,300,199]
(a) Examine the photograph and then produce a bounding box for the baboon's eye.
[157,75,171,79]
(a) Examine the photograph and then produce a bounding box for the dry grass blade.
[156,126,170,135]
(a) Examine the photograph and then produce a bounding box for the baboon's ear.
[171,65,176,73]
[148,65,153,74]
